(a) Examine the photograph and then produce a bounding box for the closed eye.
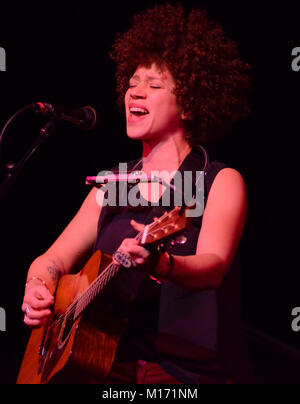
[128,83,163,89]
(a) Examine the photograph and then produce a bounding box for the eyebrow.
[130,74,166,82]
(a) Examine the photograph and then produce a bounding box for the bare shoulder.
[196,167,247,268]
[210,167,246,190]
[207,167,247,208]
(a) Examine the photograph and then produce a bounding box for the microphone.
[33,102,97,131]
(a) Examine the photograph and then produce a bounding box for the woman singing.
[20,3,253,384]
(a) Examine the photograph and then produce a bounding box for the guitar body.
[17,206,189,384]
[17,250,126,384]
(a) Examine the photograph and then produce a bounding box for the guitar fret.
[63,206,186,324]
[72,263,120,321]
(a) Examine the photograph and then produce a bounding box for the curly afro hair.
[110,3,251,146]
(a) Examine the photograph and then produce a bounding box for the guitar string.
[64,212,179,323]
[58,210,180,329]
[49,211,177,330]
[48,209,178,330]
[67,231,143,319]
[67,213,175,317]
[47,215,165,329]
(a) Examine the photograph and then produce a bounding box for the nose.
[129,82,147,99]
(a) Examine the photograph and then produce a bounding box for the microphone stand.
[85,172,189,213]
[0,120,56,201]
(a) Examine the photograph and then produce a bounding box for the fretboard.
[70,261,122,322]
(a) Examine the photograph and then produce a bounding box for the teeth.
[130,107,148,114]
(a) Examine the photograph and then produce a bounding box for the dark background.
[0,0,300,384]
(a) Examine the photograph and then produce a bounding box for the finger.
[33,286,54,301]
[24,286,54,306]
[21,301,52,317]
[134,257,146,265]
[127,245,151,259]
[26,308,52,320]
[117,238,139,254]
[130,220,145,232]
[23,295,53,311]
[23,315,45,328]
[21,303,30,313]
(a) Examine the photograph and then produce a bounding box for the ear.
[181,110,191,121]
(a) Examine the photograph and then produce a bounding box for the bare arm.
[22,187,104,326]
[165,167,248,290]
[122,168,247,291]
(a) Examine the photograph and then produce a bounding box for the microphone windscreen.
[80,106,97,131]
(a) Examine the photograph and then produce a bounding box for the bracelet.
[150,251,174,284]
[113,250,135,268]
[25,276,50,291]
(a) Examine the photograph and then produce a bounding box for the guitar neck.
[68,260,122,322]
[64,205,188,322]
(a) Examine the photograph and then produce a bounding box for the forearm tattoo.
[46,260,60,283]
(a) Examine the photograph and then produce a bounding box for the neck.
[142,133,192,175]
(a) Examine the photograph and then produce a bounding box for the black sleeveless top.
[93,147,253,384]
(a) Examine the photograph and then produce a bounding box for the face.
[125,64,183,142]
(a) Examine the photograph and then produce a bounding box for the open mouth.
[128,106,149,123]
[129,107,149,116]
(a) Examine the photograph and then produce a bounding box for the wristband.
[163,251,174,280]
[150,251,174,283]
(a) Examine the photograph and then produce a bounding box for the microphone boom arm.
[0,101,96,201]
[0,118,56,201]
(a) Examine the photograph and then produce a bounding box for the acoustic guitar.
[16,206,189,384]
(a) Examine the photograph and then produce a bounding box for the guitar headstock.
[140,206,190,245]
